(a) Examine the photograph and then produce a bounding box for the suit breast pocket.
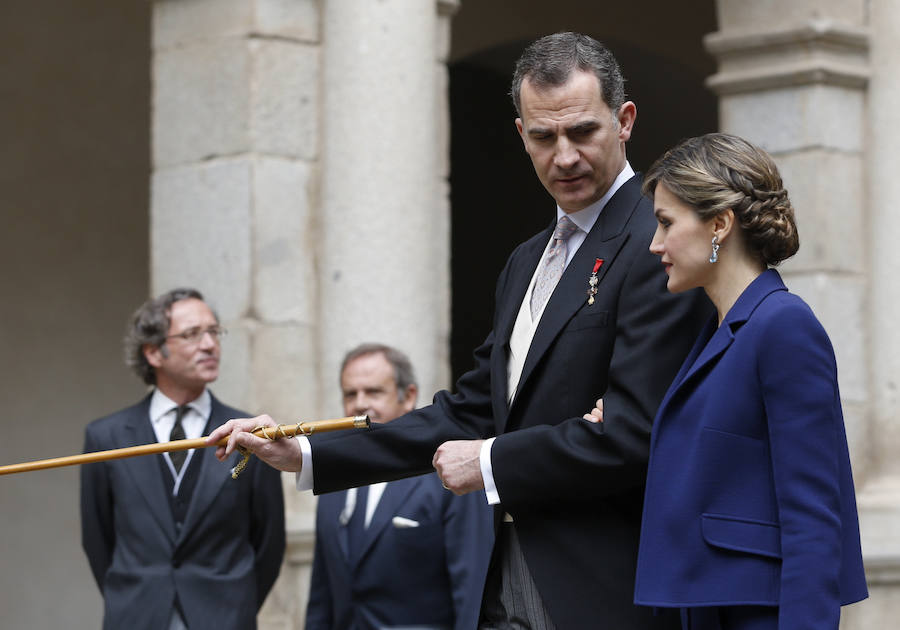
[564,309,609,332]
[392,519,441,564]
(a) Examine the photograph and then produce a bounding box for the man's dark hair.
[124,288,209,385]
[340,343,417,401]
[510,31,626,118]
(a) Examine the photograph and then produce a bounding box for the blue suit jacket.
[634,270,867,628]
[306,472,494,630]
[80,393,286,630]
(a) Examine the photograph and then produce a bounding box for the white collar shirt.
[149,388,211,494]
[505,162,635,404]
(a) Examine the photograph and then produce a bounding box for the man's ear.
[400,383,418,413]
[144,343,164,369]
[515,118,529,150]
[617,101,636,142]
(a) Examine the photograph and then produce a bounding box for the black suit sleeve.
[248,456,286,608]
[309,329,499,494]
[490,230,710,510]
[307,243,532,493]
[80,427,115,591]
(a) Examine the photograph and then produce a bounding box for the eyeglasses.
[166,325,227,344]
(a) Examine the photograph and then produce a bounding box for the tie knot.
[553,215,579,241]
[174,405,189,423]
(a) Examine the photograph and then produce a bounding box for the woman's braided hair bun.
[643,133,799,267]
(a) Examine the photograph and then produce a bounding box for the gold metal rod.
[0,415,369,476]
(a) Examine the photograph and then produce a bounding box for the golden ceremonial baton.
[0,415,370,478]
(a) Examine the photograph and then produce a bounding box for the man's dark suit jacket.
[80,392,285,630]
[307,175,712,628]
[306,473,493,630]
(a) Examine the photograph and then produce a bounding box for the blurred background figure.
[80,288,285,630]
[306,343,493,630]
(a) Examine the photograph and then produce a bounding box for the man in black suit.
[212,32,710,629]
[80,288,285,630]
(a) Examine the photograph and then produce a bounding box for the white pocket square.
[391,516,420,528]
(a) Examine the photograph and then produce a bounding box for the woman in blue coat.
[585,133,867,629]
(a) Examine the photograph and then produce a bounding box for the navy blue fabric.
[306,474,493,630]
[346,485,368,563]
[635,270,867,629]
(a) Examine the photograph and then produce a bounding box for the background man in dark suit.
[81,288,285,630]
[306,343,493,630]
[212,32,711,629]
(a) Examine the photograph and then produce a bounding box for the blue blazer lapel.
[654,269,789,427]
[178,394,238,542]
[120,397,177,544]
[672,318,736,395]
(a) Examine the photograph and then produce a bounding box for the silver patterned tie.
[530,215,579,319]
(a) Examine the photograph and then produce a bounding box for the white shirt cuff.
[295,436,314,491]
[480,437,501,505]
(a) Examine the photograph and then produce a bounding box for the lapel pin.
[587,258,604,305]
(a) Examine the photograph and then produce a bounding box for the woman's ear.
[713,209,736,243]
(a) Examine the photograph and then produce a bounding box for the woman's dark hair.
[643,132,799,266]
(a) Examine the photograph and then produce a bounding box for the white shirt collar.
[149,388,211,425]
[149,388,211,494]
[555,161,635,232]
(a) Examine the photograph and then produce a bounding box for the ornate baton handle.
[0,415,370,478]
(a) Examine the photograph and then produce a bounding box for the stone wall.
[709,0,899,626]
[151,1,457,626]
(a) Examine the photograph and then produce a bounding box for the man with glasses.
[80,288,285,630]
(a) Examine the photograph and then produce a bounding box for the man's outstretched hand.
[207,415,303,473]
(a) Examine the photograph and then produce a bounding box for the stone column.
[705,5,871,474]
[317,0,457,411]
[152,0,321,421]
[707,1,900,626]
[151,1,321,628]
[153,1,458,627]
[852,0,900,623]
[706,10,871,448]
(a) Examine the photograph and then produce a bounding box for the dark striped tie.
[169,405,189,473]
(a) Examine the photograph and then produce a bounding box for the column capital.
[705,19,870,95]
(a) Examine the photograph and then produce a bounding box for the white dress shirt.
[338,483,388,529]
[149,388,210,496]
